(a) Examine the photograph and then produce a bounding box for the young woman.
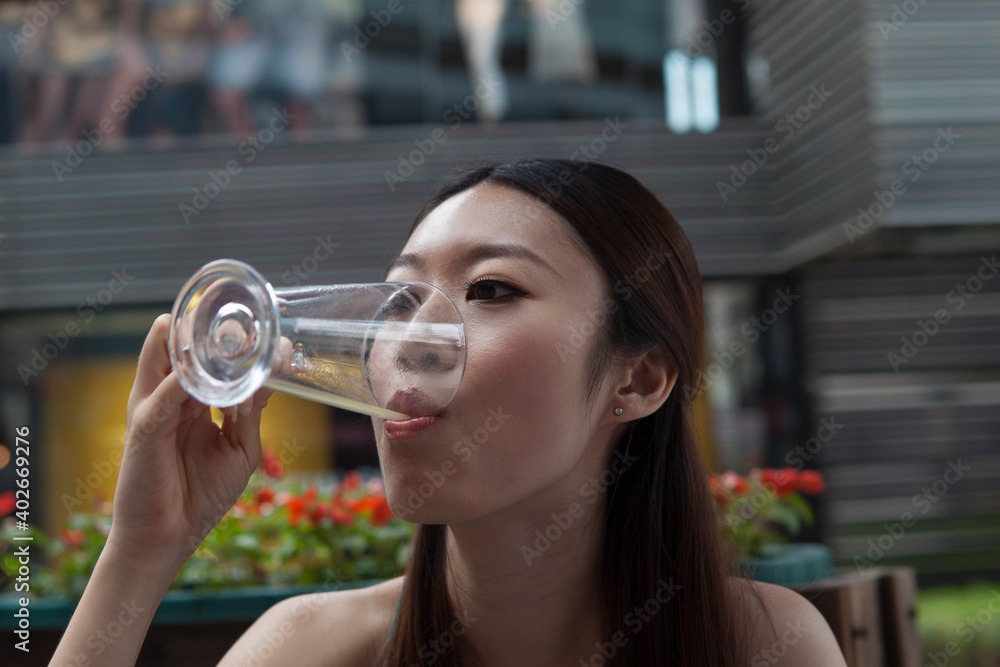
[50,159,847,666]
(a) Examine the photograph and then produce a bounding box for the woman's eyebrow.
[384,242,560,279]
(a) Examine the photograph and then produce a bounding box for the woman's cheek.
[474,324,580,448]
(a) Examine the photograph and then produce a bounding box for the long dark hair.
[374,158,756,665]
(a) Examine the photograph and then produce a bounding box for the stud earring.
[614,407,623,416]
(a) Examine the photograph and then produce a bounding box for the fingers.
[125,372,189,448]
[271,336,294,378]
[129,314,177,408]
[221,393,267,471]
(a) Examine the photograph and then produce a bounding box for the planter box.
[0,580,383,666]
[742,542,834,587]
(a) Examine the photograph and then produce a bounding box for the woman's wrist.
[103,527,195,577]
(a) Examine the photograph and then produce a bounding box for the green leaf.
[233,533,260,551]
[783,493,814,526]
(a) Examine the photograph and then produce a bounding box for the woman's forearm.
[48,536,184,666]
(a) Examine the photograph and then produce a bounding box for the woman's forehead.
[403,183,593,272]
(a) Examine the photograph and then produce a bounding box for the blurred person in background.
[0,0,27,143]
[208,0,361,134]
[14,0,209,150]
[129,0,212,147]
[16,0,126,146]
[524,0,597,84]
[455,0,509,122]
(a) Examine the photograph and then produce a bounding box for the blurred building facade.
[0,0,998,583]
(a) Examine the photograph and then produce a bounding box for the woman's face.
[374,182,626,524]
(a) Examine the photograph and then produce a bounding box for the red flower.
[0,491,14,516]
[720,471,750,495]
[348,496,380,514]
[328,503,354,527]
[304,485,318,502]
[261,450,284,478]
[344,471,362,491]
[797,470,826,495]
[285,496,306,525]
[307,504,327,527]
[371,496,394,526]
[760,468,798,498]
[61,530,84,548]
[256,487,275,505]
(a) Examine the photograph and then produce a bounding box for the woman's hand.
[106,313,272,567]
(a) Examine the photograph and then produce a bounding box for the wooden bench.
[795,567,921,667]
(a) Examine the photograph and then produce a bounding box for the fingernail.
[240,402,252,417]
[193,403,205,419]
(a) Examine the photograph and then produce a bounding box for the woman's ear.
[613,345,678,421]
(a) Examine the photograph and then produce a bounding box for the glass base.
[169,259,278,407]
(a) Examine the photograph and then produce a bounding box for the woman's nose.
[391,286,464,374]
[366,283,465,378]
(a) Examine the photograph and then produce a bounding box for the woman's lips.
[383,415,441,440]
[386,387,439,418]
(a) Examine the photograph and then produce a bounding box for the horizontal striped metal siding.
[865,1,1000,228]
[801,257,1000,578]
[803,256,1000,373]
[747,0,881,265]
[0,119,777,311]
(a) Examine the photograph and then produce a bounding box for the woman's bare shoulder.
[730,577,848,667]
[217,576,406,667]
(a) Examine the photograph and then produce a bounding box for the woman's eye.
[467,279,523,301]
[378,292,419,320]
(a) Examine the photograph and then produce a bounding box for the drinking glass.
[167,259,466,420]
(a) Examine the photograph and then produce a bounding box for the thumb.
[126,373,188,450]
